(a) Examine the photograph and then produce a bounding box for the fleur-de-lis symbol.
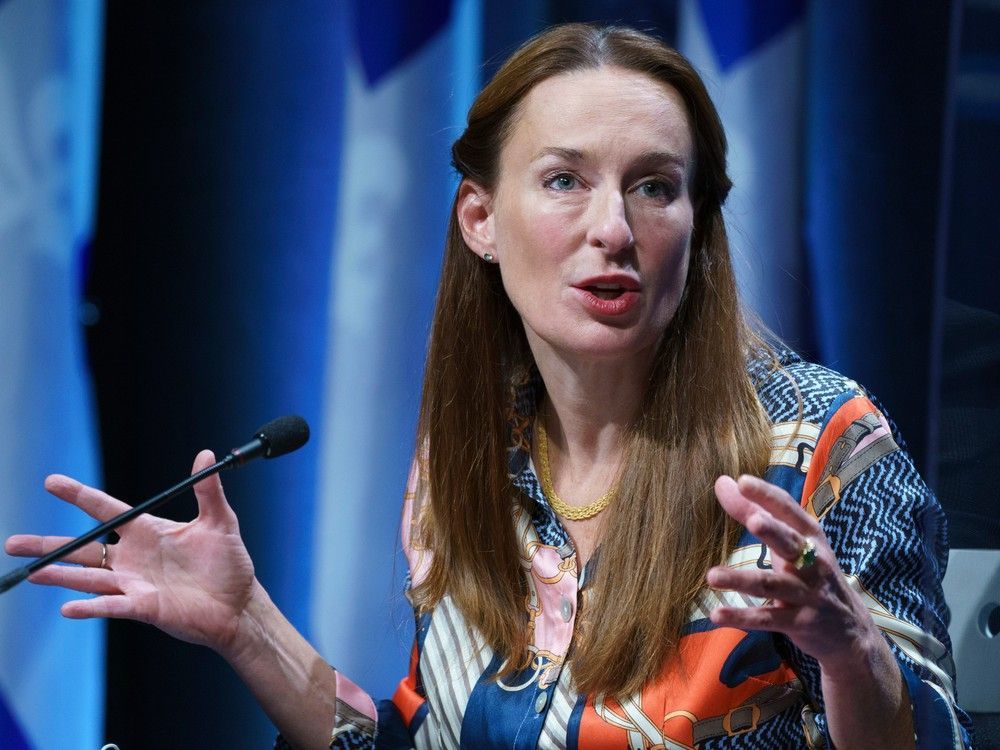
[0,49,72,260]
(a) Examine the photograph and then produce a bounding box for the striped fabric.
[301,348,972,749]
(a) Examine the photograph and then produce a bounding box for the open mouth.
[585,284,627,300]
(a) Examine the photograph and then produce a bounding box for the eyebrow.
[533,146,687,169]
[534,146,586,162]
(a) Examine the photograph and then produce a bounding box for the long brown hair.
[412,23,773,697]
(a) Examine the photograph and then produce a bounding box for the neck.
[530,339,654,491]
[537,350,650,436]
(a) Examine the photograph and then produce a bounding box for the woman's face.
[471,66,696,369]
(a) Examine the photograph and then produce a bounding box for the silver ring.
[793,537,817,570]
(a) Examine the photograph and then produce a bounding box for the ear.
[456,179,496,260]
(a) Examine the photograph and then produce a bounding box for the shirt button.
[535,690,548,713]
[560,596,573,622]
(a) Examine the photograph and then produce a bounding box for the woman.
[5,24,971,749]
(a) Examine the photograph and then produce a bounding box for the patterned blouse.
[280,349,973,749]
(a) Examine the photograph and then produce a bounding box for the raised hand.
[706,474,884,665]
[4,450,258,657]
[707,475,917,747]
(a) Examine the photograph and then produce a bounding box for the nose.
[586,189,634,253]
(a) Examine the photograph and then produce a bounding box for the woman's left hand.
[706,474,883,667]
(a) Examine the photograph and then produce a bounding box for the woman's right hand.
[4,449,258,658]
[9,452,347,748]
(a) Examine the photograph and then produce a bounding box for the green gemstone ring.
[794,537,817,570]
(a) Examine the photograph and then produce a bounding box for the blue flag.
[0,1,104,748]
[679,0,809,347]
[310,0,480,698]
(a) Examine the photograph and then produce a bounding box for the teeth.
[592,283,623,290]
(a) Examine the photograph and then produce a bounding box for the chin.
[564,333,660,363]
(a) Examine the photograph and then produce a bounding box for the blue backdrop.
[0,1,103,748]
[0,1,994,747]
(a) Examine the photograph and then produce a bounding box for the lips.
[572,275,641,316]
[574,275,641,293]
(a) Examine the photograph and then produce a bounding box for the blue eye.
[637,180,672,199]
[546,173,578,190]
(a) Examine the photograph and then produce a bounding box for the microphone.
[228,415,310,465]
[0,416,309,594]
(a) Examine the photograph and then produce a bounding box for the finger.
[5,534,72,557]
[191,450,238,530]
[710,603,808,634]
[714,475,763,528]
[61,594,136,620]
[28,564,121,595]
[741,509,808,564]
[735,475,820,536]
[715,477,824,572]
[707,566,814,607]
[44,474,131,522]
[66,541,109,568]
[4,535,106,567]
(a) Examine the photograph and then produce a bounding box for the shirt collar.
[505,368,572,551]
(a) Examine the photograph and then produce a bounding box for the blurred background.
[0,0,997,747]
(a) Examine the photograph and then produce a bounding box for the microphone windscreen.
[256,415,310,458]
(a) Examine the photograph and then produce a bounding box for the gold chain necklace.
[535,417,616,521]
